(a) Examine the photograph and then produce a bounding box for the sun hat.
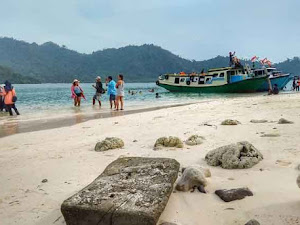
[73,79,79,83]
[96,76,101,80]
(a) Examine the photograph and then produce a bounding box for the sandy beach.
[1,93,300,225]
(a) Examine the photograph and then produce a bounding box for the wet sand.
[0,102,198,138]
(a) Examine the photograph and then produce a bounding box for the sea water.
[0,82,293,125]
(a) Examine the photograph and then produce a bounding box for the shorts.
[109,94,116,101]
[76,93,82,97]
[93,92,101,100]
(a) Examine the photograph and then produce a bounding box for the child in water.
[71,79,85,106]
[3,81,20,116]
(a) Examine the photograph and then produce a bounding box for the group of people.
[0,81,20,116]
[71,74,125,110]
[292,77,300,91]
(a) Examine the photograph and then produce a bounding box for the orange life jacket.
[4,89,16,105]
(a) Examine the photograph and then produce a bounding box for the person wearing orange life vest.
[3,81,20,116]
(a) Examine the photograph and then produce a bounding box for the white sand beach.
[1,93,300,225]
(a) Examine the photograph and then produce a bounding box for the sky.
[0,0,300,62]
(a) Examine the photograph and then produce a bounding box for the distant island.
[0,37,299,84]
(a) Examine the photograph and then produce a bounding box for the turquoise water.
[0,83,215,122]
[3,81,294,123]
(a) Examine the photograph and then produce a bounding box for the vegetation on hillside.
[0,65,40,84]
[0,37,298,83]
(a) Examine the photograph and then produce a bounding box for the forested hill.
[0,65,40,84]
[0,37,299,83]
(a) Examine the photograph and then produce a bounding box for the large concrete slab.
[61,157,180,225]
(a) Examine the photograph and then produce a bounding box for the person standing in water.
[71,79,85,107]
[92,76,103,106]
[115,74,125,110]
[106,76,116,109]
[3,81,20,116]
[0,84,4,112]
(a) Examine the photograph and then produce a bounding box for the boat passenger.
[106,76,117,109]
[155,93,161,98]
[3,81,20,116]
[229,51,235,66]
[92,76,103,106]
[297,79,300,92]
[71,79,85,107]
[292,78,297,91]
[115,74,125,110]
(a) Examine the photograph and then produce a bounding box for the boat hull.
[157,76,267,93]
[256,74,292,92]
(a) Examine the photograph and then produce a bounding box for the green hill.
[0,65,40,84]
[0,37,298,83]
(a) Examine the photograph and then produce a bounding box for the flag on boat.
[260,58,268,65]
[251,56,258,62]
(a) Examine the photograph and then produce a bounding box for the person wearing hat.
[92,76,104,106]
[71,79,85,106]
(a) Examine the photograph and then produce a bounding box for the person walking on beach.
[297,79,300,92]
[92,76,104,107]
[106,76,116,109]
[3,81,20,116]
[71,79,85,107]
[0,84,4,112]
[292,78,297,91]
[115,74,125,110]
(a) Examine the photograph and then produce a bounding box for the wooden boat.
[156,67,267,93]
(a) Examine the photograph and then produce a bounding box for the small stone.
[278,118,293,124]
[260,133,280,137]
[250,119,268,123]
[185,135,205,146]
[228,177,235,180]
[133,140,138,142]
[176,166,211,193]
[245,219,260,225]
[95,137,124,152]
[221,119,240,125]
[41,179,48,183]
[215,188,253,202]
[154,136,183,150]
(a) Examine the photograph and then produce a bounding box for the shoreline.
[0,102,200,138]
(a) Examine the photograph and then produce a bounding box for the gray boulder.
[215,187,253,202]
[185,135,205,146]
[221,119,240,125]
[95,137,124,151]
[245,219,260,225]
[154,136,183,150]
[61,157,180,225]
[205,141,263,169]
[278,118,294,124]
[176,166,211,193]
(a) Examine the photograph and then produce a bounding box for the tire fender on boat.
[186,80,191,85]
[156,80,160,85]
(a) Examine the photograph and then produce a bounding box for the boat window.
[219,72,225,77]
[165,75,169,80]
[199,76,205,84]
[180,78,185,82]
[258,70,263,76]
[174,77,180,84]
[206,78,211,82]
[230,71,235,75]
[213,73,218,77]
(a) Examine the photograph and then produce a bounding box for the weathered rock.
[245,219,260,225]
[61,157,180,225]
[176,166,211,193]
[297,174,300,188]
[159,223,178,225]
[95,137,124,152]
[185,135,205,146]
[154,136,183,150]
[260,133,280,137]
[278,118,294,124]
[221,119,240,125]
[250,119,268,123]
[215,188,253,202]
[41,179,48,183]
[205,141,263,169]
